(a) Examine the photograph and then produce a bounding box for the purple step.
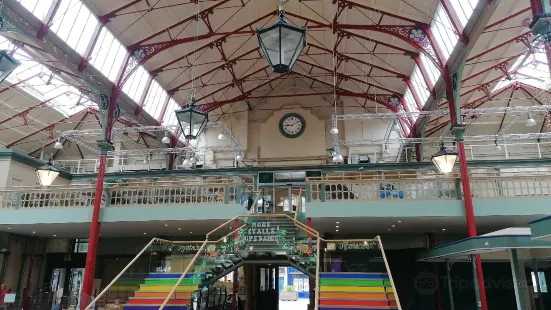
[123,305,188,310]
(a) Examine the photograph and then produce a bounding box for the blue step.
[319,273,390,280]
[320,308,397,310]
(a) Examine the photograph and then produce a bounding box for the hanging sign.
[149,243,204,254]
[242,221,282,243]
[326,241,380,251]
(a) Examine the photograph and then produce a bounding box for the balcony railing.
[0,179,250,210]
[306,173,551,202]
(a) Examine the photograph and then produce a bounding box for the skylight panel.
[430,3,458,62]
[450,0,478,27]
[89,28,126,82]
[122,66,149,103]
[50,0,99,55]
[404,88,420,124]
[410,66,430,104]
[143,80,168,120]
[492,51,550,92]
[16,0,53,21]
[162,98,179,127]
[419,53,440,86]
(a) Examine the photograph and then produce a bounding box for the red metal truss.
[6,109,90,148]
[483,7,531,31]
[335,0,429,27]
[467,31,531,62]
[305,43,409,79]
[0,93,67,126]
[196,66,269,104]
[425,84,516,136]
[166,48,260,94]
[119,10,275,89]
[199,69,403,113]
[296,59,401,96]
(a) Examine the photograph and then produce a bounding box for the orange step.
[134,292,193,299]
[320,292,394,300]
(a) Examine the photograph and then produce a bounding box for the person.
[0,284,10,310]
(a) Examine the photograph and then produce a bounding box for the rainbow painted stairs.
[101,273,201,310]
[319,272,397,310]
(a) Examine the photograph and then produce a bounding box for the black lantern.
[431,143,458,174]
[36,162,60,186]
[256,9,306,74]
[175,95,208,140]
[0,50,20,83]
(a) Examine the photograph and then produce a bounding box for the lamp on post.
[0,50,20,84]
[36,161,60,186]
[256,7,306,74]
[175,95,208,140]
[431,143,457,174]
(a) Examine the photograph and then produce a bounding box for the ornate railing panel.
[308,176,551,202]
[0,182,247,210]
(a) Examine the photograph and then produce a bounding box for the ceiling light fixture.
[330,126,339,134]
[432,143,458,174]
[526,113,537,127]
[175,95,208,140]
[54,138,63,149]
[397,221,402,223]
[178,228,182,230]
[218,131,225,140]
[256,5,306,74]
[442,228,446,231]
[161,131,171,144]
[332,153,344,163]
[336,221,339,224]
[36,160,60,186]
[236,154,243,161]
[494,140,502,151]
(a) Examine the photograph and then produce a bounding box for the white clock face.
[282,115,303,136]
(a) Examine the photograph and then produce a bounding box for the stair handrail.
[83,237,159,310]
[158,238,209,310]
[159,223,247,310]
[375,235,402,310]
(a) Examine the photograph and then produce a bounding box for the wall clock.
[279,113,306,138]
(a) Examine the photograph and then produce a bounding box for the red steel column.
[22,240,37,310]
[80,85,119,310]
[456,142,488,310]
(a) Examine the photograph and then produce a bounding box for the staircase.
[319,272,397,310]
[123,273,202,310]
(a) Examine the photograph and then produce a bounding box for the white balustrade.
[309,176,551,202]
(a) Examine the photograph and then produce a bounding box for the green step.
[144,279,202,285]
[113,279,146,286]
[319,279,391,287]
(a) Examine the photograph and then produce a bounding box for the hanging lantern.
[175,95,208,140]
[36,162,60,186]
[431,143,458,174]
[256,9,306,74]
[0,50,20,84]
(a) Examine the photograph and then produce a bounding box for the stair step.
[320,273,390,280]
[123,305,188,310]
[320,300,397,307]
[134,292,193,299]
[319,307,398,310]
[320,286,392,293]
[127,299,190,305]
